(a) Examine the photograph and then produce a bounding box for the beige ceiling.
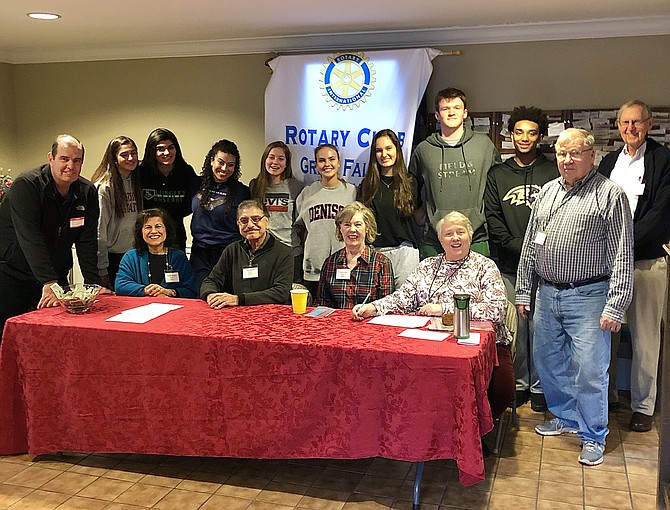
[1,0,669,63]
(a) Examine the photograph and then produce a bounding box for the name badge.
[336,268,351,280]
[70,217,85,228]
[533,231,547,245]
[164,272,180,283]
[243,265,259,279]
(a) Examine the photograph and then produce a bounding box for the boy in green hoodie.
[409,88,501,258]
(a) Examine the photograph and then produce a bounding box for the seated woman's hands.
[206,292,239,309]
[352,303,377,320]
[144,284,176,297]
[353,302,442,319]
[417,303,442,316]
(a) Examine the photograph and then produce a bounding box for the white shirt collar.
[623,141,647,161]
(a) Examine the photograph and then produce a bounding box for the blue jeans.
[533,280,610,445]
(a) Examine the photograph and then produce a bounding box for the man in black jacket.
[485,106,559,411]
[598,100,670,432]
[0,135,101,337]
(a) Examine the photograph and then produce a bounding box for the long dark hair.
[198,139,241,210]
[91,136,142,219]
[133,208,177,252]
[250,141,293,203]
[138,128,189,176]
[359,129,414,217]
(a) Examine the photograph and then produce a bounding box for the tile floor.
[0,394,659,509]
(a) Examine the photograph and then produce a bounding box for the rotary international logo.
[320,52,375,110]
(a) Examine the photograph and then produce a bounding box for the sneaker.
[535,418,578,436]
[579,440,605,466]
[530,392,547,412]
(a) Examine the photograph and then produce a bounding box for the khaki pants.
[629,257,667,415]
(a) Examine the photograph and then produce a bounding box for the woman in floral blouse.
[353,210,514,421]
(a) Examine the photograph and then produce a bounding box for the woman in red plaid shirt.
[316,202,394,309]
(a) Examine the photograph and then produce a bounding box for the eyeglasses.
[617,118,650,128]
[238,215,266,226]
[556,148,593,160]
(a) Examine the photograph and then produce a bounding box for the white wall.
[0,62,17,171]
[427,35,670,112]
[11,54,270,183]
[2,34,669,184]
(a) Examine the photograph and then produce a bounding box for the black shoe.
[515,389,530,406]
[530,393,547,412]
[629,412,653,432]
[608,401,620,412]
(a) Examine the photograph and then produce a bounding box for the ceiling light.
[27,12,61,20]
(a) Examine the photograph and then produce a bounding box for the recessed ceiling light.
[27,12,61,20]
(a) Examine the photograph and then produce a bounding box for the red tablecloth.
[0,295,496,485]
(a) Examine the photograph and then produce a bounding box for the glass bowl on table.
[425,312,454,331]
[53,283,103,314]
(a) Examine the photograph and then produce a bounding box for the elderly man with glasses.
[598,100,670,433]
[516,128,634,466]
[200,199,293,307]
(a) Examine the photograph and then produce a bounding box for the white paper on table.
[367,315,430,328]
[106,302,183,324]
[457,332,481,345]
[398,329,449,341]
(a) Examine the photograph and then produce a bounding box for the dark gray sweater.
[199,233,293,305]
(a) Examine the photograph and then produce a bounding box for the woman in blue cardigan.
[115,208,197,298]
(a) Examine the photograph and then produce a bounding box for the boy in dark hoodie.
[409,88,501,258]
[484,106,558,412]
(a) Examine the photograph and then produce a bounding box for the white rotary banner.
[265,48,440,186]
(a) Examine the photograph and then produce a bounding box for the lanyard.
[540,184,575,233]
[427,252,469,302]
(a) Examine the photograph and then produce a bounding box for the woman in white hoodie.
[295,144,356,297]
